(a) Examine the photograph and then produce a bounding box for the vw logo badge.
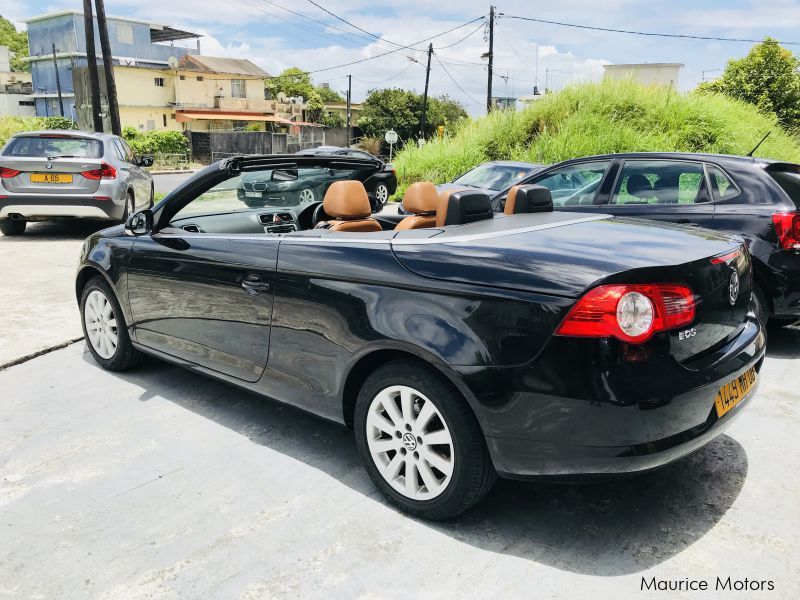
[401,432,417,451]
[729,271,740,306]
[45,163,53,170]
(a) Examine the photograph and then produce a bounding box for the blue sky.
[6,0,800,114]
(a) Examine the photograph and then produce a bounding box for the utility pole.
[419,43,433,141]
[51,43,64,117]
[346,74,352,148]
[82,0,103,132]
[486,5,494,114]
[94,0,121,135]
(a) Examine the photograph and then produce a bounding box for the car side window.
[109,140,124,161]
[112,139,134,163]
[610,160,709,205]
[529,161,612,207]
[707,165,740,201]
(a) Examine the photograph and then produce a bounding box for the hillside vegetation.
[392,79,800,197]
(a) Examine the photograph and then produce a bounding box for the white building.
[603,63,684,88]
[0,46,35,117]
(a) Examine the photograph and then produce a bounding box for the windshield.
[3,136,103,158]
[453,164,537,191]
[173,165,364,219]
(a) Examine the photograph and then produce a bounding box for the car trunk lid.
[1,157,104,194]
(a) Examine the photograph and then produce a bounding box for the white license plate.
[245,192,262,198]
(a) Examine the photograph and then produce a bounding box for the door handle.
[241,274,270,295]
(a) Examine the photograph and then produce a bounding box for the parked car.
[76,155,764,519]
[492,153,800,325]
[295,145,397,203]
[436,160,546,195]
[0,130,154,236]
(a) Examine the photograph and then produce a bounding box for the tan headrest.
[402,181,439,215]
[504,185,520,215]
[323,180,371,220]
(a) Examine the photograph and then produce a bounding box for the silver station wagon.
[0,130,154,235]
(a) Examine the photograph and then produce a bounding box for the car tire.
[769,318,799,328]
[354,359,496,520]
[752,284,770,326]
[374,182,389,204]
[80,276,143,371]
[0,218,26,236]
[121,190,135,224]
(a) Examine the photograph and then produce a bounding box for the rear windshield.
[767,169,800,208]
[2,136,104,159]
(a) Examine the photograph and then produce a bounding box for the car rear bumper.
[762,249,800,318]
[455,317,766,478]
[0,196,122,220]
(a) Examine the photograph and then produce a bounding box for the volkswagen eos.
[76,155,765,519]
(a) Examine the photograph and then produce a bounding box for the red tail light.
[81,162,117,180]
[772,212,800,250]
[556,284,696,344]
[0,167,21,178]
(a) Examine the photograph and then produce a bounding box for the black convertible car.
[491,152,800,326]
[76,155,765,519]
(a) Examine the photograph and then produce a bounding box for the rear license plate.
[715,366,757,418]
[31,173,73,184]
[245,191,262,198]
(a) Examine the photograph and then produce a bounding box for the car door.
[114,138,149,208]
[497,160,615,213]
[126,171,278,382]
[600,159,716,228]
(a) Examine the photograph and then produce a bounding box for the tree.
[0,15,29,71]
[265,67,345,104]
[316,85,345,103]
[266,67,315,101]
[321,112,345,128]
[357,88,468,141]
[698,38,800,128]
[306,91,324,123]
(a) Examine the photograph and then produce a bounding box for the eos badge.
[729,271,740,306]
[679,328,697,341]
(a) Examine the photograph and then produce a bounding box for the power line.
[304,0,409,49]
[498,13,800,46]
[433,52,483,107]
[434,21,486,50]
[353,52,426,84]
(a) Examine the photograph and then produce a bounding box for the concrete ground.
[1,329,798,598]
[152,172,195,197]
[0,173,192,367]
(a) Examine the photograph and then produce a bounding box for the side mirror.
[137,155,154,168]
[127,209,154,235]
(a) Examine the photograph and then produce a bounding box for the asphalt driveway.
[1,328,799,598]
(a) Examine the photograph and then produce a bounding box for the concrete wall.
[603,64,683,88]
[0,94,36,117]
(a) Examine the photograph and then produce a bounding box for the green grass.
[391,79,800,198]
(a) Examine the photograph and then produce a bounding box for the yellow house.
[112,55,281,132]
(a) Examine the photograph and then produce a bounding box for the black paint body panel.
[75,155,766,479]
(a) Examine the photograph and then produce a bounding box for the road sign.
[385,130,398,162]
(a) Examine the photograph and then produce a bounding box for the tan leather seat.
[395,181,439,230]
[436,188,493,226]
[504,184,554,214]
[317,180,381,232]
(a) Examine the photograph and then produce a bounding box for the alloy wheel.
[299,188,315,203]
[83,289,118,359]
[375,183,388,204]
[365,385,454,500]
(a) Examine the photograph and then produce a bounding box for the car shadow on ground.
[766,322,800,359]
[0,220,110,242]
[83,348,749,577]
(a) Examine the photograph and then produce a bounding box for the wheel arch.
[76,263,120,305]
[340,345,483,432]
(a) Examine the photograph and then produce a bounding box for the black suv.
[493,153,800,325]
